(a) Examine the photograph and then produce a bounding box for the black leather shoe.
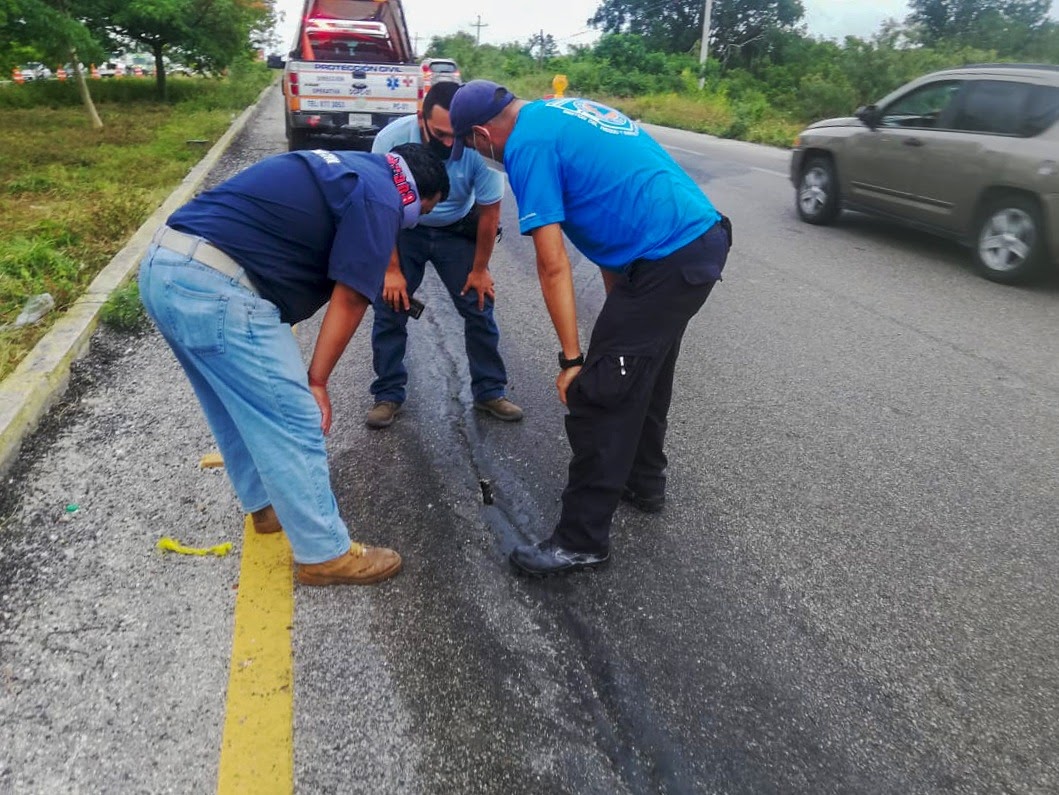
[509,539,609,577]
[621,487,665,513]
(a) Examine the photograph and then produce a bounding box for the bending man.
[138,144,449,586]
[450,82,731,577]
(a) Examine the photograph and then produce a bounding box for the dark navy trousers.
[553,222,730,553]
[370,224,508,405]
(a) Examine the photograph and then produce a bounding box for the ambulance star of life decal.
[547,97,640,136]
[386,76,399,90]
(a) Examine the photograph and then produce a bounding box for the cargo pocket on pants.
[572,354,652,410]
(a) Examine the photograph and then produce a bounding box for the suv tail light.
[288,71,299,96]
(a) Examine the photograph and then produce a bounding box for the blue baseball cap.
[449,80,515,161]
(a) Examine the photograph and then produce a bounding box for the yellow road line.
[217,517,294,794]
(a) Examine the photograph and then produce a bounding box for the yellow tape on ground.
[217,517,294,795]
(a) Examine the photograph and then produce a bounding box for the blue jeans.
[370,225,507,404]
[138,244,351,564]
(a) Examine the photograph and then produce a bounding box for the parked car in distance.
[791,63,1059,284]
[421,57,460,90]
[19,62,52,81]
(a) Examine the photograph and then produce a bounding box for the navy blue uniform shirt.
[167,150,402,324]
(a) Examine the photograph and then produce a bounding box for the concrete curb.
[0,80,277,477]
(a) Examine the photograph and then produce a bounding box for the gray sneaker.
[365,400,401,429]
[473,397,524,422]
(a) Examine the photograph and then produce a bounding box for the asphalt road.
[1,86,1057,794]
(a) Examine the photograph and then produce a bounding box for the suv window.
[1021,85,1059,137]
[880,81,962,129]
[428,61,457,73]
[951,80,1035,136]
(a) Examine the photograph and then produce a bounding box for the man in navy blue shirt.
[450,81,732,577]
[138,144,449,586]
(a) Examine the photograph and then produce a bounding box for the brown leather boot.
[250,505,283,534]
[295,543,402,586]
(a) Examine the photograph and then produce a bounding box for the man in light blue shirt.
[367,81,523,428]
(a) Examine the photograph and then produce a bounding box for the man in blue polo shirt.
[367,81,522,429]
[450,80,732,576]
[138,144,449,586]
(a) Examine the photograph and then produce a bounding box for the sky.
[271,1,1059,56]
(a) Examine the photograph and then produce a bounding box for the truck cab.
[274,0,421,151]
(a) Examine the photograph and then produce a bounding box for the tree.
[906,0,1051,47]
[0,0,106,128]
[589,0,702,53]
[81,0,274,99]
[588,0,805,65]
[527,31,558,66]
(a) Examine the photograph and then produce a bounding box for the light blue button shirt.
[372,114,504,227]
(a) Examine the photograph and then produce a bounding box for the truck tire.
[287,124,312,152]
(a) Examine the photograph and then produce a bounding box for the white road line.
[752,166,790,178]
[664,144,789,178]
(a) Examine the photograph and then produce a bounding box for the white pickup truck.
[271,0,421,151]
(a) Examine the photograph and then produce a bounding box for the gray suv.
[791,64,1059,284]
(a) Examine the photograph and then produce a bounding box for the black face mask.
[424,124,452,161]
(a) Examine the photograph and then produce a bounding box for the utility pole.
[413,33,420,57]
[698,0,713,89]
[470,14,488,46]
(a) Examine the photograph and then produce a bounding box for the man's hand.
[556,365,582,405]
[382,269,410,312]
[309,382,333,435]
[307,281,370,436]
[461,268,495,311]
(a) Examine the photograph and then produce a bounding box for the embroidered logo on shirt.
[546,98,639,137]
[310,149,341,164]
[386,153,417,207]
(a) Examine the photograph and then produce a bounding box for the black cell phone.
[406,297,424,319]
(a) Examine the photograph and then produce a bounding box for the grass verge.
[501,75,802,148]
[0,62,273,380]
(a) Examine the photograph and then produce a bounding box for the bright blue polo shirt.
[373,114,504,227]
[167,150,402,323]
[504,98,722,269]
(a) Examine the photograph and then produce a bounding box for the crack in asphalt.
[400,270,702,792]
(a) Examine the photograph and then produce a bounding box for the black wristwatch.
[558,351,585,369]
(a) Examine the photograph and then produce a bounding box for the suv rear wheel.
[797,156,840,225]
[973,195,1047,284]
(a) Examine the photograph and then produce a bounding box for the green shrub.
[796,73,859,121]
[100,280,146,331]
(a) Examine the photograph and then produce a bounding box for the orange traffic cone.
[12,67,24,85]
[57,66,67,81]
[90,63,100,79]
